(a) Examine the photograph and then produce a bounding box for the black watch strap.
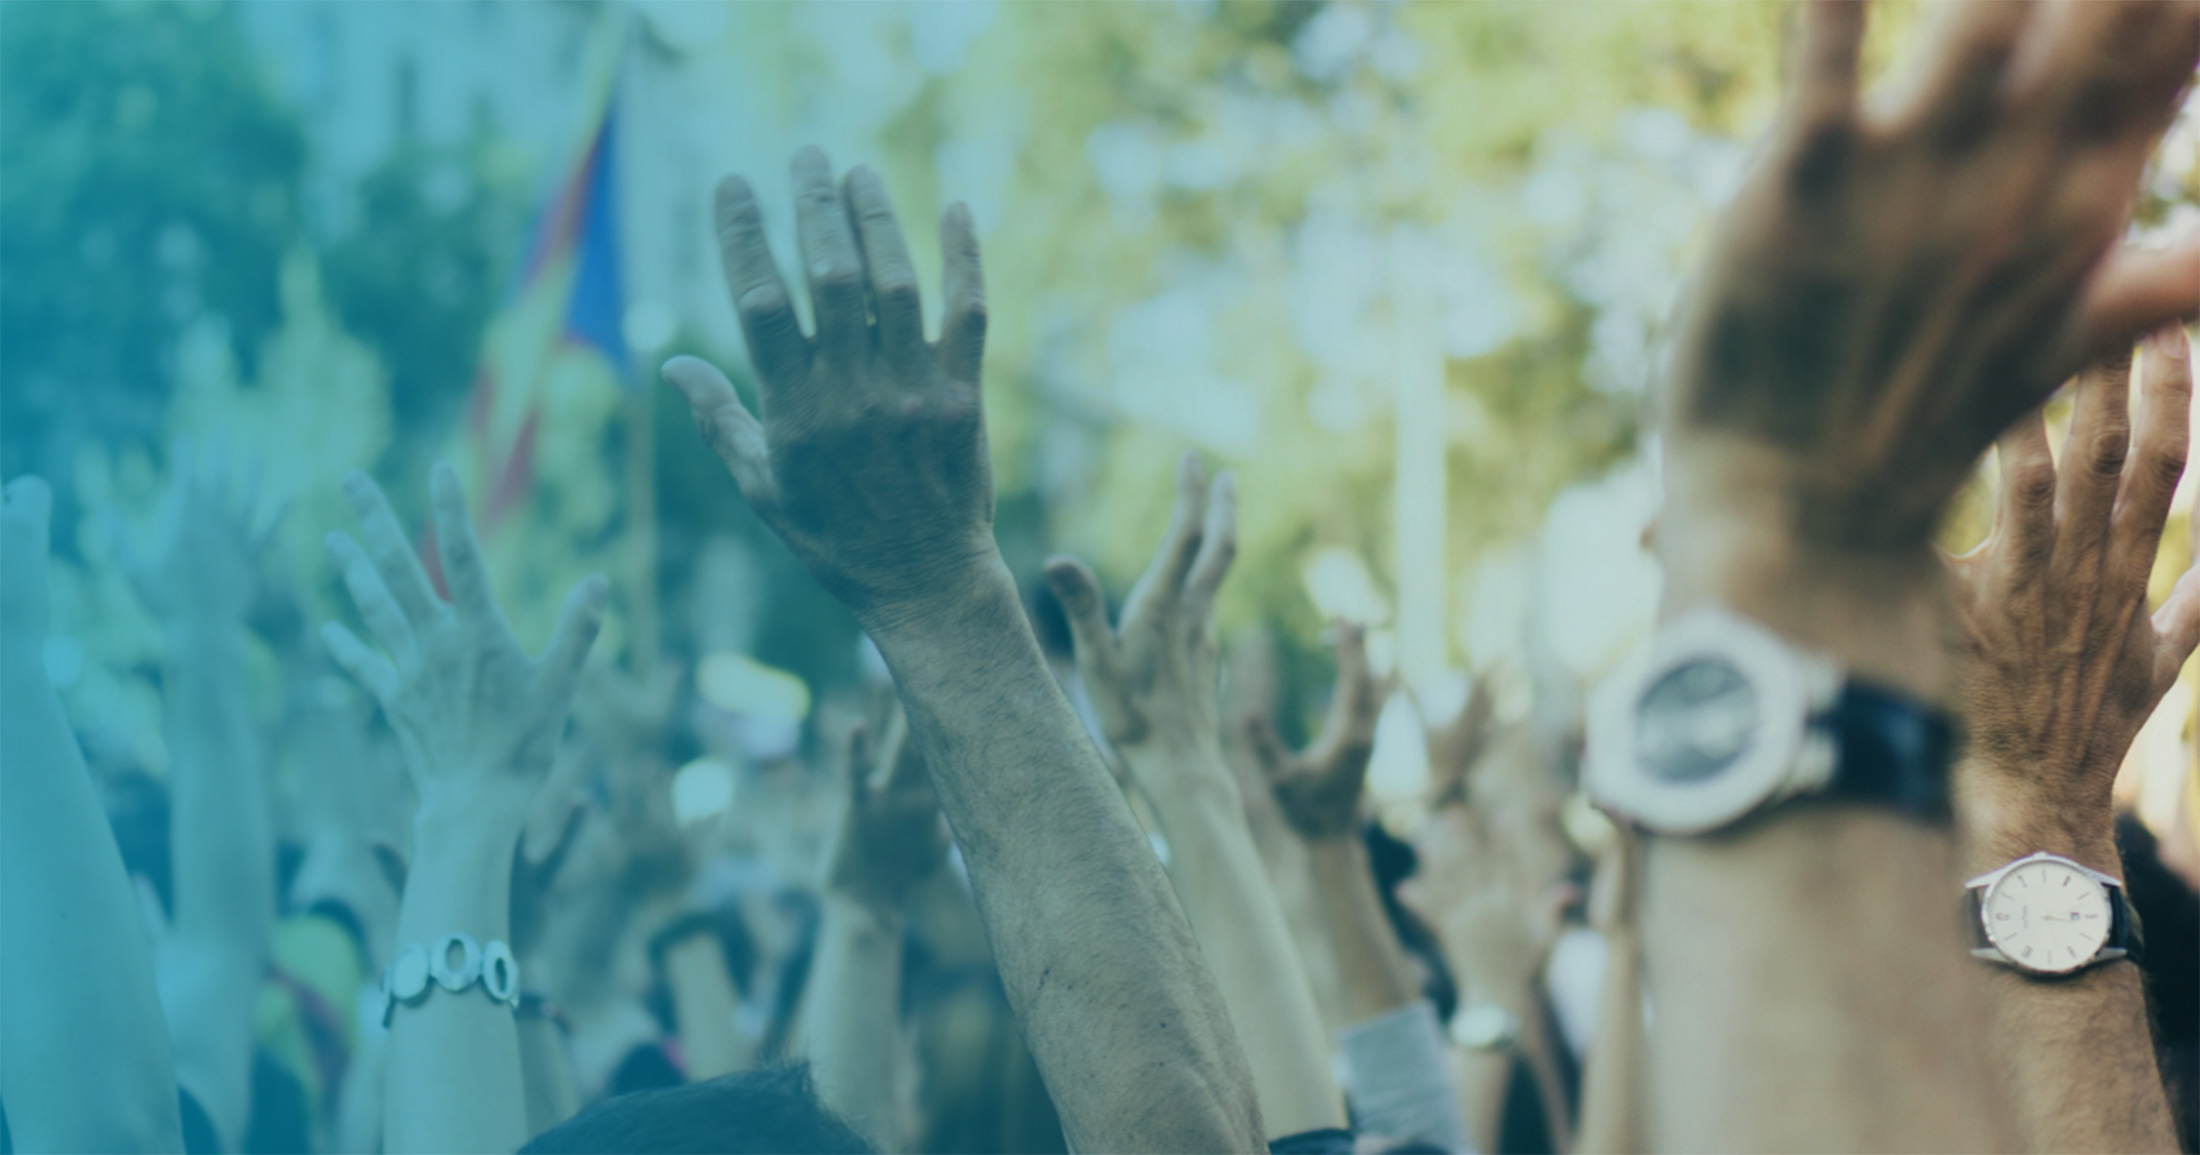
[1814,682,1956,823]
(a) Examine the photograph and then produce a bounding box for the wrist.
[1657,463,1951,703]
[1120,743,1240,815]
[852,552,1018,642]
[412,799,527,857]
[1955,774,2120,876]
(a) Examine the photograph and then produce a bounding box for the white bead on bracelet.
[381,934,521,1027]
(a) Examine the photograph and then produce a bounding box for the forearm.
[1302,837,1421,1025]
[1643,806,2013,1152]
[665,932,749,1083]
[384,809,528,1155]
[165,623,276,950]
[1574,929,1643,1155]
[1961,796,2176,1153]
[0,656,185,1153]
[518,1012,581,1140]
[799,896,908,1149]
[1451,1045,1510,1155]
[159,623,275,1142]
[1141,769,1346,1137]
[867,568,1263,1153]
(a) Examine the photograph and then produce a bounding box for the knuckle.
[810,261,864,298]
[2085,427,2130,477]
[2143,442,2188,491]
[872,273,921,310]
[2009,462,2058,508]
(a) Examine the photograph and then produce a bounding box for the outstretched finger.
[882,708,929,793]
[662,356,772,499]
[2078,238,2200,361]
[1992,409,2057,569]
[326,532,415,661]
[791,147,871,366]
[1324,624,1382,746]
[2113,327,2194,589]
[342,472,442,626]
[1787,0,1867,135]
[844,167,927,371]
[937,203,987,386]
[1243,712,1295,780]
[1044,556,1119,676]
[2152,562,2200,696]
[535,574,609,712]
[1121,453,1208,622]
[429,462,498,621]
[321,621,398,703]
[2054,356,2134,567]
[1183,470,1239,622]
[1884,0,2031,144]
[714,176,809,391]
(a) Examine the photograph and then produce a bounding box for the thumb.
[661,356,771,497]
[1044,556,1118,673]
[1243,711,1294,779]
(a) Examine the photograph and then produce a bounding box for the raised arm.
[119,442,279,1150]
[1945,333,2196,1153]
[1045,456,1347,1141]
[1572,825,1644,1155]
[0,476,184,1154]
[661,149,1261,1153]
[801,704,950,1150]
[1641,1,2199,1148]
[1399,797,1574,1155]
[322,466,605,1155]
[1243,628,1472,1153]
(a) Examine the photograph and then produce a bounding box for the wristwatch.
[1586,607,1955,836]
[1966,851,2143,975]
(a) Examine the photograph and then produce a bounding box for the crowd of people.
[5,1,2200,1151]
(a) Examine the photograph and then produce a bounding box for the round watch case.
[1587,608,1841,836]
[1970,852,2120,975]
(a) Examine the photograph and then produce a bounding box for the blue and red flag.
[458,81,631,543]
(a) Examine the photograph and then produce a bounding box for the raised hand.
[118,437,280,629]
[1399,805,1576,1004]
[1422,675,1495,809]
[1045,452,1237,765]
[1048,453,1346,1137]
[1941,331,2193,1155]
[661,148,994,630]
[1246,624,1386,840]
[824,704,950,913]
[1949,330,2200,863]
[670,150,1263,1153]
[320,464,606,823]
[1664,0,2200,556]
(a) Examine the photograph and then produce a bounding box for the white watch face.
[1983,858,2113,973]
[1634,657,1759,783]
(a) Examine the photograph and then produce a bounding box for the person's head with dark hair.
[520,1064,873,1155]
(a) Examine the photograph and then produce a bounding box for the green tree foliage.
[0,2,305,488]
